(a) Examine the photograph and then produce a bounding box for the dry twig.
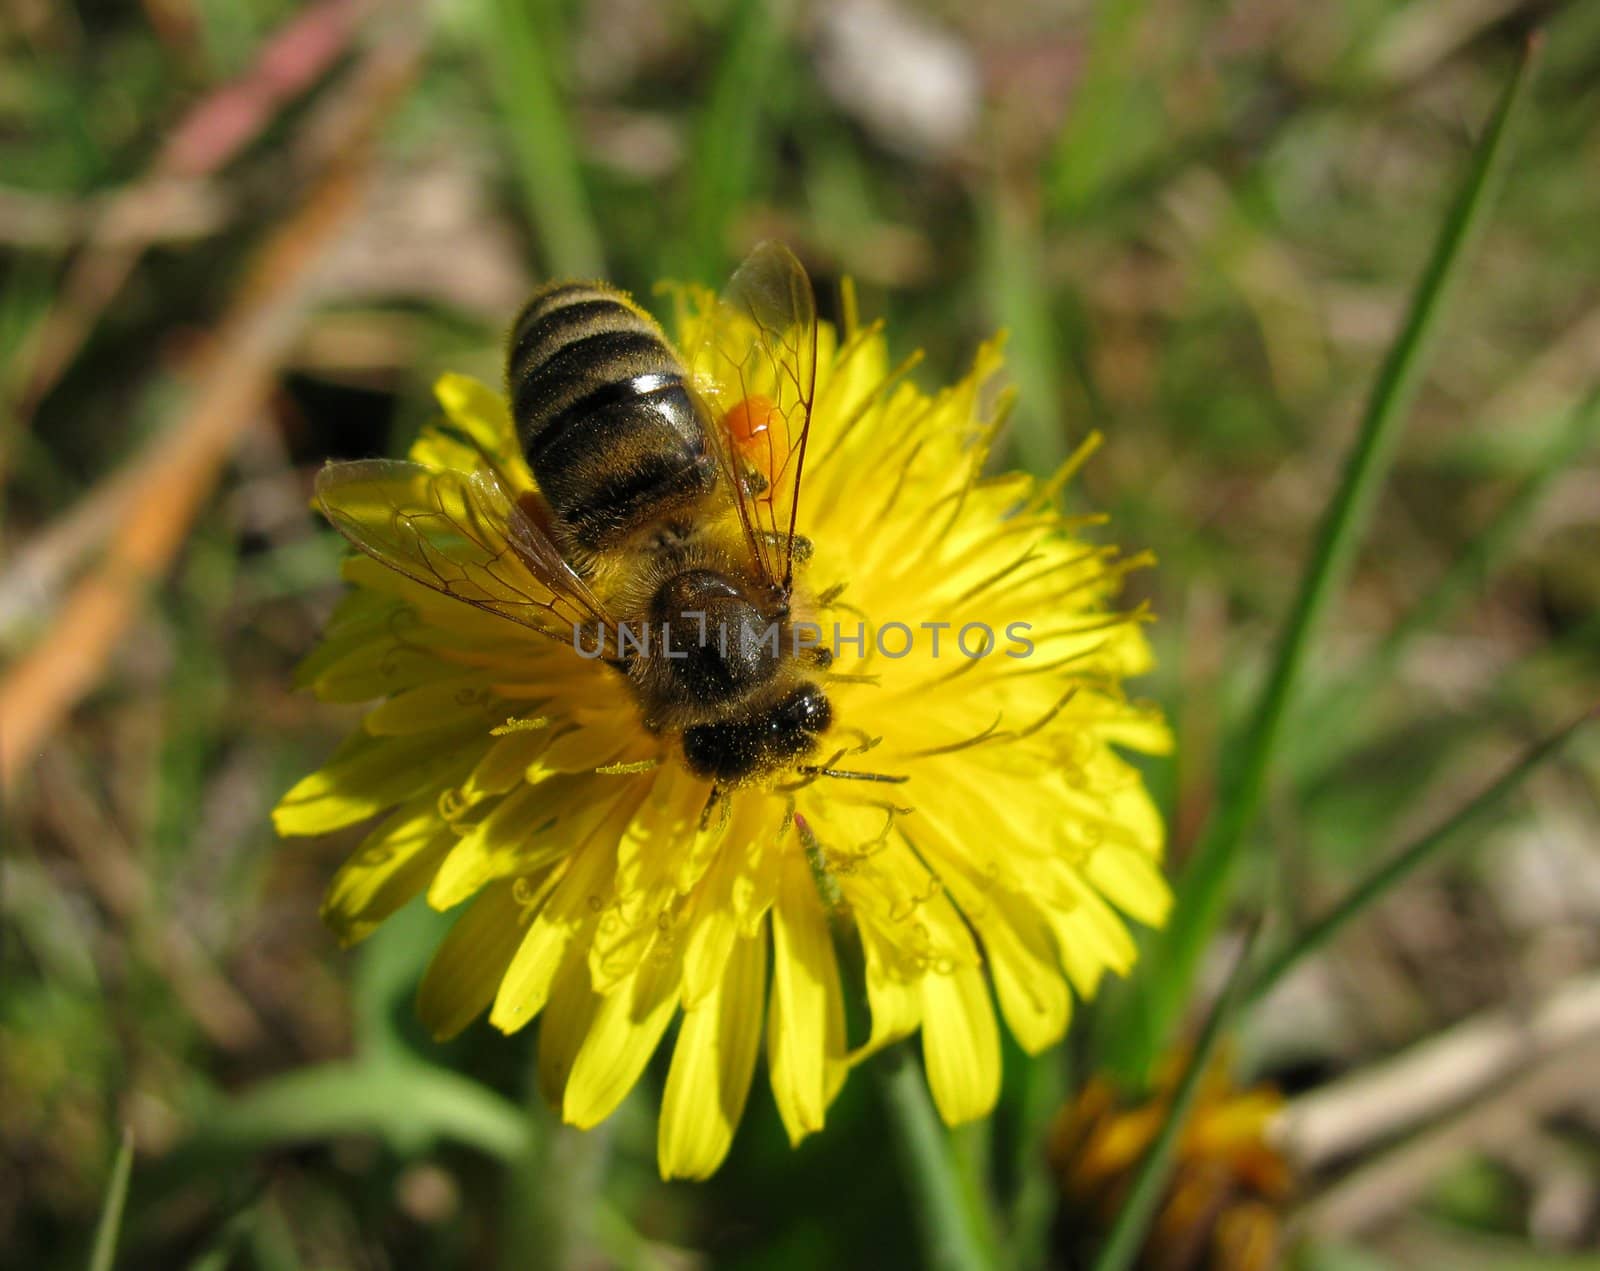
[1276,969,1600,1170]
[1290,1040,1600,1238]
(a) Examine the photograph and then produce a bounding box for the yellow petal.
[1052,865,1137,975]
[1057,918,1110,1000]
[659,925,767,1179]
[849,926,922,1064]
[428,784,546,910]
[1085,843,1172,929]
[415,880,529,1040]
[680,816,758,1005]
[293,591,406,689]
[462,729,552,801]
[491,838,615,1033]
[364,676,499,736]
[272,726,485,836]
[306,634,458,704]
[564,949,682,1129]
[539,726,632,774]
[919,964,1000,1125]
[1095,709,1174,756]
[980,894,1071,1055]
[408,425,483,475]
[729,798,785,936]
[1096,767,1168,856]
[429,778,637,910]
[587,769,704,992]
[669,778,733,895]
[321,796,457,946]
[766,850,843,1145]
[433,372,525,474]
[538,943,600,1109]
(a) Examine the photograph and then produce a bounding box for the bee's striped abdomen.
[507,284,716,553]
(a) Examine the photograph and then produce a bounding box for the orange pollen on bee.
[723,395,782,476]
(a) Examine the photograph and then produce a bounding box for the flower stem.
[1091,922,1261,1271]
[876,1045,1001,1271]
[500,1091,612,1271]
[1007,1050,1069,1269]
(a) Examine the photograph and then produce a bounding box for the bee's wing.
[315,459,611,644]
[689,240,818,598]
[467,462,613,620]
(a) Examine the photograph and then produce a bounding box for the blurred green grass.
[4,1,1600,1268]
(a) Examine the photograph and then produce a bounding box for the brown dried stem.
[1275,969,1600,1171]
[1290,1039,1600,1238]
[0,37,419,795]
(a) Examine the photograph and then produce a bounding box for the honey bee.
[316,243,883,793]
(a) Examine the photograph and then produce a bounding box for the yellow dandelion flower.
[274,245,1172,1180]
[1049,1059,1294,1271]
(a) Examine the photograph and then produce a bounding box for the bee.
[316,243,887,793]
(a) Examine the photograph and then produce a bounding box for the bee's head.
[681,684,832,785]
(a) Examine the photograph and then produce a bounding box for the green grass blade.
[675,0,782,283]
[981,191,1073,473]
[1006,1049,1070,1270]
[1089,923,1261,1271]
[87,1128,134,1271]
[1047,0,1155,217]
[479,0,603,277]
[1296,385,1600,775]
[1249,706,1595,1002]
[1145,36,1542,1055]
[0,258,53,492]
[876,1045,1001,1271]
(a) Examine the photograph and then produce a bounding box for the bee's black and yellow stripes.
[507,283,716,553]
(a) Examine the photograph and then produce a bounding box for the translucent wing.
[690,241,819,599]
[315,459,611,645]
[468,463,612,619]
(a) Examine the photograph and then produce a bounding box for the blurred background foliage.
[3,0,1599,1267]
